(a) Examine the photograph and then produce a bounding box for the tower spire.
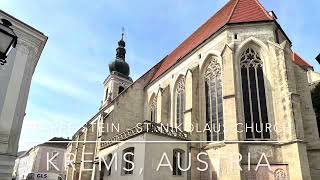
[109,29,131,78]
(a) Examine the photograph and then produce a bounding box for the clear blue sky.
[1,0,319,151]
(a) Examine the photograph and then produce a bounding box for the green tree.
[311,83,320,136]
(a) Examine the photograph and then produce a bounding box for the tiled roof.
[150,0,273,82]
[292,52,313,70]
[40,137,71,149]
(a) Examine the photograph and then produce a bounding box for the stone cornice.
[0,10,48,70]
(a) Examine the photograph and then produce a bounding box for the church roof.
[150,0,274,82]
[292,52,313,70]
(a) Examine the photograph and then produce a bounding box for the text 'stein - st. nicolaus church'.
[65,0,320,179]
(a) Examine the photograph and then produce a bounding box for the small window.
[105,88,109,100]
[49,151,58,170]
[173,149,184,176]
[234,33,238,39]
[52,151,58,157]
[122,147,134,175]
[118,86,125,94]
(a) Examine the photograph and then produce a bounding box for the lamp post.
[0,18,17,66]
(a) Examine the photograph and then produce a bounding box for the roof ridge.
[227,0,240,22]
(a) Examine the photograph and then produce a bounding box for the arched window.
[122,147,134,175]
[204,58,224,141]
[240,47,270,139]
[105,88,109,100]
[150,95,157,122]
[173,149,184,176]
[176,77,185,128]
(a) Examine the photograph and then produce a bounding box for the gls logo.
[36,173,48,178]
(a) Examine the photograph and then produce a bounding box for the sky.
[0,0,319,151]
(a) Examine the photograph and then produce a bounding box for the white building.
[0,10,47,179]
[13,137,70,180]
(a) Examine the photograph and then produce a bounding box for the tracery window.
[240,47,270,139]
[150,95,157,122]
[176,77,185,128]
[204,58,224,141]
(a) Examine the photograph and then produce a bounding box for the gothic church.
[66,0,320,179]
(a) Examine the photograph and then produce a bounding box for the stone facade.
[0,10,47,179]
[66,5,320,180]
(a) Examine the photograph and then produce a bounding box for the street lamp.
[0,18,17,66]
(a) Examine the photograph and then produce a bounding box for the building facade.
[13,137,70,180]
[0,10,47,179]
[66,0,320,179]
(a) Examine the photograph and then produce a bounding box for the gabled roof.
[292,52,313,70]
[150,0,273,82]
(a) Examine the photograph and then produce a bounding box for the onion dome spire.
[109,30,130,77]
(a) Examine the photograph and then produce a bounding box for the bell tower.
[102,32,133,106]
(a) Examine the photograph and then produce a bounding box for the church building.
[65,0,320,179]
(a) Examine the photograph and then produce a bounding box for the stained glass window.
[176,77,185,128]
[204,58,224,141]
[240,47,270,139]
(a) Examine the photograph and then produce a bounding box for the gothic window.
[240,47,270,139]
[122,147,134,175]
[118,86,124,94]
[204,58,224,141]
[150,96,157,122]
[173,149,184,176]
[176,77,185,128]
